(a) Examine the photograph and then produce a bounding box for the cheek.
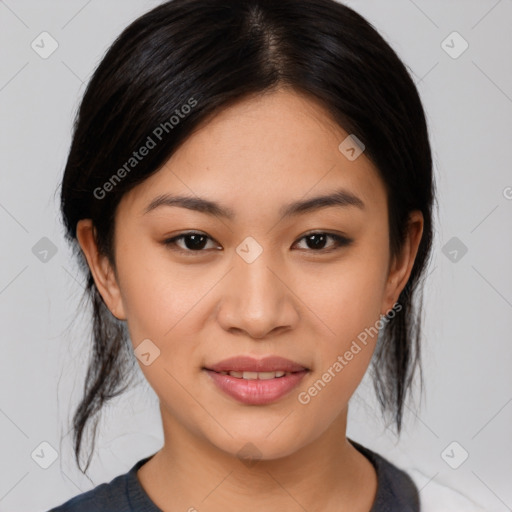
[115,245,209,421]
[115,242,207,342]
[295,283,383,429]
[303,251,388,349]
[295,247,388,412]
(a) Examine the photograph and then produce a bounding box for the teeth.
[257,372,278,380]
[223,370,291,379]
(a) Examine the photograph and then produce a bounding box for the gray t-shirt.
[48,438,420,511]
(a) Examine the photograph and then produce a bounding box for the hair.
[59,0,436,474]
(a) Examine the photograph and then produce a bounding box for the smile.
[204,368,309,405]
[217,370,290,379]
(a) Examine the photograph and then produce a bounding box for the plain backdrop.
[0,1,511,511]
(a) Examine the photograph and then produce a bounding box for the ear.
[76,219,127,320]
[381,210,424,316]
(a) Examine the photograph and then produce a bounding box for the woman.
[49,0,435,510]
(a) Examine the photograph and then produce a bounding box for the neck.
[137,405,378,512]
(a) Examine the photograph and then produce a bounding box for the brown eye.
[294,232,352,252]
[163,232,220,253]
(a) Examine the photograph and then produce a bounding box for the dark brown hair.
[60,0,436,473]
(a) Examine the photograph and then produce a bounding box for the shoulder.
[407,467,487,511]
[47,456,156,512]
[47,471,132,512]
[47,474,129,512]
[348,438,420,512]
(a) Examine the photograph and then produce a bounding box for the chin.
[207,423,311,463]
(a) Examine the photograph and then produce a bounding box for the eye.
[162,231,352,254]
[293,232,353,252]
[162,232,220,253]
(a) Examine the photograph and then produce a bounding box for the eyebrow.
[143,187,365,220]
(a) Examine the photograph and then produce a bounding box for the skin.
[77,87,423,512]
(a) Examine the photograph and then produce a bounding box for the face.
[78,88,423,461]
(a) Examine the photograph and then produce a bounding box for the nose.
[216,248,299,339]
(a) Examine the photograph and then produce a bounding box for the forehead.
[119,88,388,220]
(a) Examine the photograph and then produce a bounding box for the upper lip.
[205,356,308,373]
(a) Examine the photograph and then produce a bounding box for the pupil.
[186,234,207,250]
[308,234,326,249]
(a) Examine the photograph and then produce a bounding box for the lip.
[203,355,309,405]
[204,369,308,405]
[205,355,308,373]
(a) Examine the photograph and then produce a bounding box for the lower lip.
[204,369,308,405]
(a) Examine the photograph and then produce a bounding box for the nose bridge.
[235,240,281,314]
[238,248,276,303]
[217,237,297,337]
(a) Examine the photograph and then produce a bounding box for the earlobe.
[76,219,127,320]
[381,211,424,316]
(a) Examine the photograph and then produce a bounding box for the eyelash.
[162,231,353,255]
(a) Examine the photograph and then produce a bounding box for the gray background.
[0,0,511,510]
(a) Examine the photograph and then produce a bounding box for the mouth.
[204,355,309,374]
[203,355,310,405]
[209,370,298,380]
